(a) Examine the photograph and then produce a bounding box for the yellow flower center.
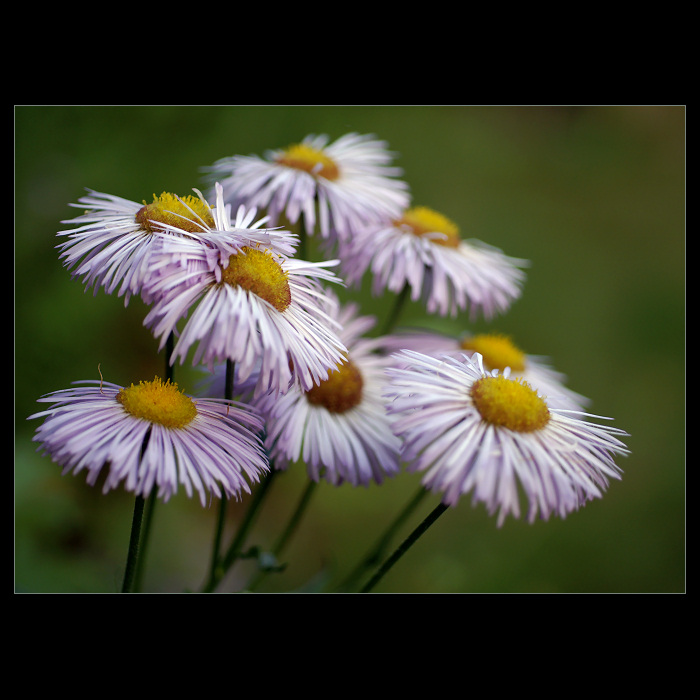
[470,375,549,433]
[275,143,340,181]
[306,358,364,413]
[460,334,526,372]
[220,247,292,312]
[135,192,215,234]
[116,377,197,429]
[396,206,460,248]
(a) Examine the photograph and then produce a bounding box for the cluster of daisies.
[29,131,629,537]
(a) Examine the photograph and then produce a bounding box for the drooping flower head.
[384,350,628,526]
[339,204,528,319]
[28,376,269,505]
[381,329,590,411]
[205,133,410,245]
[252,291,402,486]
[142,227,347,396]
[56,186,296,305]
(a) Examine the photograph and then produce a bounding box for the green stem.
[246,478,318,592]
[379,282,411,336]
[165,332,175,382]
[273,478,317,554]
[132,490,157,592]
[336,487,428,592]
[202,469,279,592]
[297,212,308,261]
[224,357,234,401]
[205,494,228,589]
[122,495,146,593]
[203,359,235,590]
[360,501,449,593]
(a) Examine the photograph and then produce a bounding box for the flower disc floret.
[275,143,340,181]
[398,206,460,247]
[135,192,215,234]
[220,247,291,312]
[306,359,364,413]
[117,377,197,429]
[470,375,550,432]
[461,334,526,372]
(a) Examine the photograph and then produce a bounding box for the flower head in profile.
[206,133,410,245]
[56,185,296,305]
[339,205,528,319]
[382,329,589,411]
[252,291,402,486]
[28,376,269,505]
[384,350,628,526]
[142,233,347,396]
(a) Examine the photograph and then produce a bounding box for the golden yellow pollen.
[135,192,215,234]
[470,375,549,433]
[461,334,527,373]
[306,358,364,413]
[116,377,197,429]
[220,247,292,313]
[275,143,340,181]
[396,206,460,248]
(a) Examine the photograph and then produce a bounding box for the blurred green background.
[15,105,685,593]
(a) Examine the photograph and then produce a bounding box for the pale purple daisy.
[381,329,590,411]
[339,205,528,319]
[253,292,402,486]
[56,185,296,305]
[28,376,269,506]
[384,350,628,526]
[206,132,410,245]
[142,234,347,396]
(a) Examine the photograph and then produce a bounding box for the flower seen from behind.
[339,205,528,319]
[28,376,269,506]
[206,133,410,245]
[384,350,628,526]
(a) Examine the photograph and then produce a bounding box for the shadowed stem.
[297,211,309,261]
[131,490,156,592]
[122,494,146,592]
[379,282,410,336]
[360,501,449,593]
[203,358,235,591]
[335,487,428,592]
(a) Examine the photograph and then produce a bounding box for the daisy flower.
[253,292,402,486]
[142,233,347,396]
[339,205,528,319]
[384,350,628,526]
[205,132,410,245]
[28,376,269,506]
[57,185,296,304]
[381,329,590,411]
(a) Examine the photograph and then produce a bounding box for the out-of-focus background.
[15,105,685,594]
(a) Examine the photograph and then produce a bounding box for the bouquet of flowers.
[28,132,629,593]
